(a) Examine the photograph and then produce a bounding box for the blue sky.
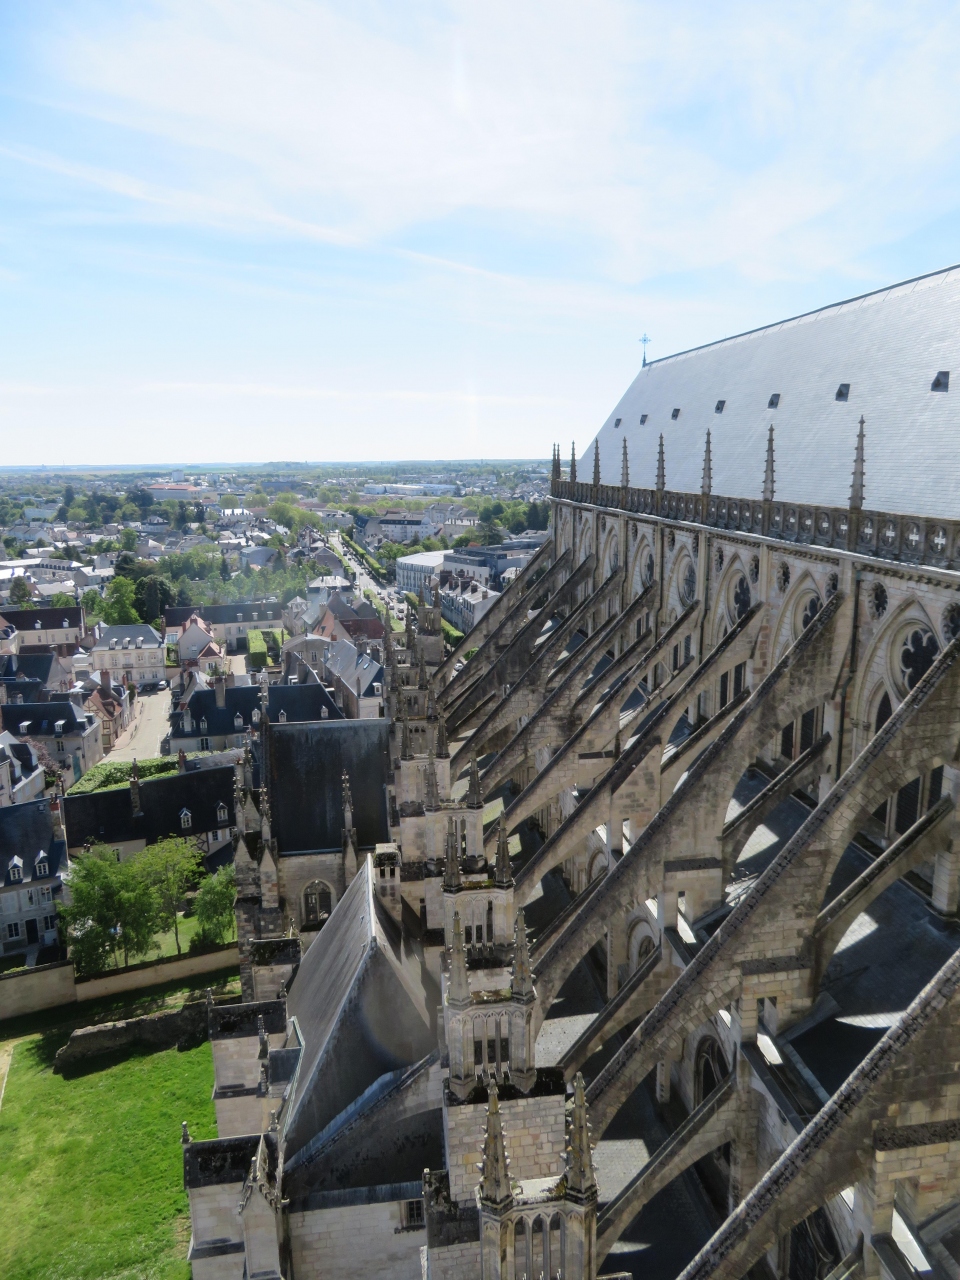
[3,1,960,465]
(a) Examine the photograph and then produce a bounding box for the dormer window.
[614,418,622,428]
[234,713,243,729]
[62,618,69,627]
[9,859,22,882]
[180,808,192,830]
[715,400,725,413]
[671,408,680,420]
[252,708,261,725]
[639,414,648,424]
[199,717,207,733]
[35,858,48,877]
[278,710,287,723]
[252,612,258,621]
[932,371,950,392]
[216,802,228,824]
[236,613,243,622]
[835,383,850,401]
[768,393,780,408]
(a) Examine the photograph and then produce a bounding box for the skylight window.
[768,393,780,408]
[639,414,648,424]
[715,400,725,414]
[614,418,622,428]
[671,408,681,420]
[932,371,950,391]
[835,383,850,401]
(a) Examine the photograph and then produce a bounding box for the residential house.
[1,701,103,783]
[317,638,384,719]
[0,606,85,649]
[438,578,500,633]
[81,673,133,753]
[281,596,310,636]
[63,763,237,870]
[163,603,285,653]
[316,595,384,645]
[0,732,45,806]
[176,614,225,676]
[0,798,65,959]
[0,650,73,696]
[91,624,165,688]
[168,681,342,754]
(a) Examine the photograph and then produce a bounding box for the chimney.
[100,668,111,692]
[214,676,227,709]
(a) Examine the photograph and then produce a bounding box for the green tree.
[219,554,230,582]
[59,845,160,973]
[175,501,189,529]
[9,577,34,606]
[102,575,140,624]
[80,588,104,621]
[141,837,201,955]
[194,864,236,946]
[48,591,76,608]
[194,502,206,523]
[119,528,138,552]
[133,574,175,624]
[63,483,76,509]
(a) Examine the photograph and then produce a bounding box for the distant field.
[0,1036,217,1280]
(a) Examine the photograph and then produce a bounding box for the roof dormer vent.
[715,400,725,414]
[768,393,780,409]
[932,370,950,392]
[671,408,680,420]
[835,383,850,401]
[639,414,648,425]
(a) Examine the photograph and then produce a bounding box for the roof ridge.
[646,261,960,368]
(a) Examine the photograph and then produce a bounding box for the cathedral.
[182,264,960,1280]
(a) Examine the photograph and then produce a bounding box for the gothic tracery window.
[900,628,939,691]
[801,594,822,630]
[732,575,751,622]
[644,552,655,586]
[680,561,696,606]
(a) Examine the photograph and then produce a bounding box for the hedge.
[68,756,179,795]
[246,628,268,668]
[342,534,387,582]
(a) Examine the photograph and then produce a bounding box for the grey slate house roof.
[589,263,960,518]
[322,638,384,698]
[268,719,390,853]
[0,799,66,888]
[91,623,162,652]
[282,858,435,1161]
[164,602,285,629]
[171,683,342,741]
[0,652,57,687]
[0,607,83,633]
[1,701,94,737]
[63,765,236,851]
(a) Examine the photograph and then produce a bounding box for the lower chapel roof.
[588,263,960,519]
[282,857,436,1161]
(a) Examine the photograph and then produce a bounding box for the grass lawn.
[0,1036,218,1280]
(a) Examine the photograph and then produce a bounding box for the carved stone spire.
[570,442,577,484]
[400,712,412,761]
[340,770,353,830]
[656,433,665,492]
[552,444,561,482]
[443,816,461,890]
[466,755,483,809]
[850,415,866,511]
[511,908,534,1002]
[763,423,776,502]
[478,1081,513,1210]
[620,435,629,489]
[417,651,428,690]
[424,746,440,811]
[447,910,471,1007]
[566,1072,597,1202]
[435,710,450,758]
[494,818,512,887]
[592,439,601,488]
[701,429,712,496]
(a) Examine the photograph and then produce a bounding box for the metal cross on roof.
[640,333,651,366]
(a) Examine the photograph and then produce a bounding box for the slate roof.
[1,701,94,737]
[268,718,390,853]
[171,683,342,740]
[589,263,960,518]
[0,652,56,686]
[322,638,384,698]
[0,799,67,887]
[91,624,163,652]
[0,607,83,631]
[164,603,285,628]
[63,765,236,849]
[283,858,435,1160]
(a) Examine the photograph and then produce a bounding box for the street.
[108,689,173,762]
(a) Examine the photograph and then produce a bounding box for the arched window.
[875,691,892,732]
[303,881,332,929]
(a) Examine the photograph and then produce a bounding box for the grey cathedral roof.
[588,263,960,519]
[282,856,436,1162]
